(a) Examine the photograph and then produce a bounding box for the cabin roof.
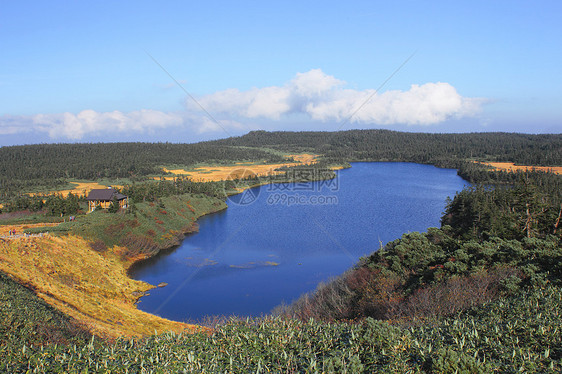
[86,188,127,202]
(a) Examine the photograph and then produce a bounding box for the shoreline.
[0,158,345,338]
[0,160,469,337]
[125,203,228,277]
[129,161,466,320]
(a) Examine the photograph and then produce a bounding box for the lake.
[130,162,470,322]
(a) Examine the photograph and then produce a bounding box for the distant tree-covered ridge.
[1,130,559,191]
[0,142,286,199]
[213,130,562,166]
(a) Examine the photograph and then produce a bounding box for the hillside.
[0,193,225,338]
[1,131,561,203]
[0,130,561,372]
[213,130,562,166]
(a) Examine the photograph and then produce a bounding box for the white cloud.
[0,108,248,142]
[291,68,344,97]
[194,69,483,125]
[30,109,186,140]
[0,115,35,135]
[0,69,485,142]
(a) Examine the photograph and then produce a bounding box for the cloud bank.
[195,69,482,125]
[1,69,483,142]
[32,109,187,140]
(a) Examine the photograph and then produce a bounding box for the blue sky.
[1,1,561,145]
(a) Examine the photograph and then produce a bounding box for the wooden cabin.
[86,188,128,212]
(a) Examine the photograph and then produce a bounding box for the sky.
[1,1,561,146]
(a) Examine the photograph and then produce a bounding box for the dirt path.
[0,222,58,237]
[0,233,48,240]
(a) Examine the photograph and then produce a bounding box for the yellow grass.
[159,153,320,182]
[478,161,562,175]
[329,165,346,170]
[0,231,203,338]
[0,223,59,236]
[27,181,124,198]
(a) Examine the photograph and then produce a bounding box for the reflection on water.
[130,162,470,322]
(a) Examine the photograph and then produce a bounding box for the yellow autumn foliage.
[0,232,203,338]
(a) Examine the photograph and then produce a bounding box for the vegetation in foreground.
[3,286,561,372]
[0,271,91,349]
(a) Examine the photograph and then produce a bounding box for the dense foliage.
[0,142,286,200]
[443,185,561,241]
[0,272,90,350]
[3,286,561,372]
[214,130,562,166]
[1,193,81,216]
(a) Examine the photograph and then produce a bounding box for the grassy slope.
[0,233,201,338]
[0,271,91,349]
[0,193,224,339]
[55,193,227,255]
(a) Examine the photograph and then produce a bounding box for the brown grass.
[0,233,204,338]
[478,161,562,175]
[30,181,124,198]
[0,223,59,236]
[159,153,320,182]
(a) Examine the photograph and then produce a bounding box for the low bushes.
[278,229,561,323]
[3,286,561,372]
[54,193,226,260]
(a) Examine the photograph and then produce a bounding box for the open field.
[159,153,319,182]
[0,228,202,338]
[28,181,123,198]
[479,161,562,175]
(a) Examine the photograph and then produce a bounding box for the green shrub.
[430,348,491,374]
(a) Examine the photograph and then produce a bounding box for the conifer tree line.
[214,130,561,166]
[0,142,285,200]
[1,193,81,217]
[1,130,560,204]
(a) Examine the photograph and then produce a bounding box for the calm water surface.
[130,162,470,322]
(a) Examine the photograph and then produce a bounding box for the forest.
[1,130,560,202]
[1,130,561,372]
[213,130,562,166]
[0,142,286,200]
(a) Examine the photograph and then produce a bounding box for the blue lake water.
[129,162,470,322]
